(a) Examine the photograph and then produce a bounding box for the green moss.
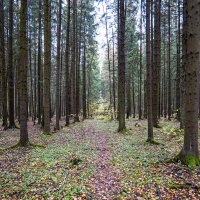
[118,128,129,134]
[95,115,111,120]
[154,124,162,129]
[145,139,160,145]
[29,143,45,148]
[43,132,53,136]
[174,152,200,167]
[169,183,190,189]
[70,157,82,165]
[1,142,45,152]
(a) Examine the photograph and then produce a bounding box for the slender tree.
[82,25,87,120]
[138,0,143,120]
[8,0,16,128]
[167,0,171,120]
[146,0,153,142]
[152,0,161,127]
[118,0,126,132]
[43,0,51,133]
[18,0,29,146]
[176,0,181,121]
[112,29,116,118]
[65,0,71,126]
[71,0,77,115]
[0,0,8,129]
[55,0,62,130]
[37,0,42,125]
[104,4,113,118]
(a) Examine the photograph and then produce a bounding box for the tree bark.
[55,0,62,130]
[167,0,171,121]
[176,0,181,121]
[37,0,42,125]
[82,25,87,120]
[118,0,126,132]
[19,0,29,146]
[152,0,160,127]
[177,0,200,166]
[65,0,71,126]
[43,0,51,133]
[146,0,153,142]
[8,0,16,128]
[0,0,8,129]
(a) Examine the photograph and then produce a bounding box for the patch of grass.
[70,157,82,166]
[145,139,160,145]
[43,132,53,136]
[174,152,200,167]
[0,142,45,152]
[95,115,111,120]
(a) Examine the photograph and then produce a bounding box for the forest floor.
[0,118,200,199]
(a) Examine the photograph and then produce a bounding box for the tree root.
[1,142,45,152]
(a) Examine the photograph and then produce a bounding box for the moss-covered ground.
[0,118,200,199]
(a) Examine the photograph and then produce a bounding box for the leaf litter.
[0,118,200,199]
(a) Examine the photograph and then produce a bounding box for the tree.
[71,0,77,116]
[8,0,16,128]
[118,0,126,132]
[43,0,51,133]
[82,25,87,120]
[37,0,42,125]
[176,0,200,166]
[65,0,71,126]
[18,0,29,146]
[55,0,62,130]
[176,0,181,121]
[0,0,8,129]
[104,4,113,118]
[146,0,153,142]
[138,0,143,120]
[152,0,161,127]
[167,0,171,121]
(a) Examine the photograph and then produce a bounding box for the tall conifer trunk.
[118,0,126,132]
[43,0,51,133]
[19,0,29,146]
[177,0,200,166]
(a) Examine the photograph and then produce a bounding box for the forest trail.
[0,119,200,199]
[87,122,121,199]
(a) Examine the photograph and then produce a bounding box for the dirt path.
[87,122,121,199]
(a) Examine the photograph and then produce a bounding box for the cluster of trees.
[101,0,199,166]
[0,0,199,165]
[0,0,100,145]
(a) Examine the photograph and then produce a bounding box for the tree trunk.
[65,0,71,126]
[118,0,126,132]
[112,29,116,118]
[19,0,29,146]
[8,0,16,128]
[167,0,171,121]
[37,0,42,125]
[146,0,153,142]
[55,0,62,130]
[43,0,51,133]
[139,0,143,120]
[71,0,77,115]
[105,5,113,119]
[177,0,200,166]
[0,0,8,129]
[75,0,83,122]
[152,0,160,127]
[82,26,87,120]
[176,0,181,121]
